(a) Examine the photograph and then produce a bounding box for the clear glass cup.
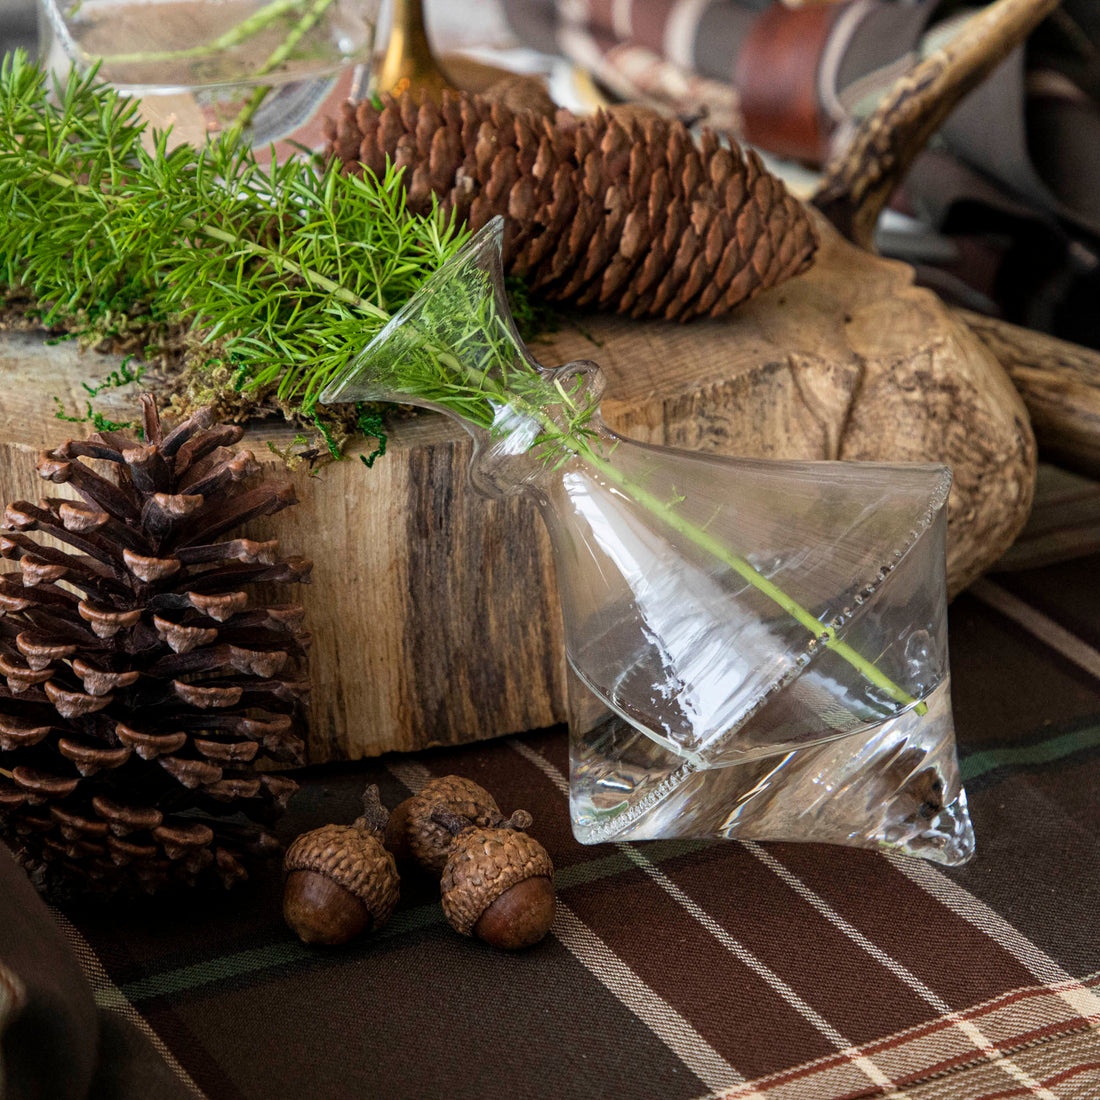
[320,217,976,866]
[37,0,379,151]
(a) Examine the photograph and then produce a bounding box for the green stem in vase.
[224,0,340,140]
[97,0,313,65]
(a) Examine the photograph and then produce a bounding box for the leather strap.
[734,2,844,164]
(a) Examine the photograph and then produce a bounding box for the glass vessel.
[37,0,379,150]
[320,217,976,866]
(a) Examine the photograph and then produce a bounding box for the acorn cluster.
[283,776,555,951]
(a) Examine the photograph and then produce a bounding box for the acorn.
[434,808,556,950]
[385,775,505,876]
[283,785,399,946]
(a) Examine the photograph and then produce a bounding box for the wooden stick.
[814,0,1059,250]
[958,309,1100,479]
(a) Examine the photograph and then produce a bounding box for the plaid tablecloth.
[4,528,1100,1099]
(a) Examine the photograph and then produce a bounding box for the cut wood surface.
[0,212,1036,761]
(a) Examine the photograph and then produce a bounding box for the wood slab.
[0,214,1036,761]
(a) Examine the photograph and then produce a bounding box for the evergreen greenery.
[0,51,467,450]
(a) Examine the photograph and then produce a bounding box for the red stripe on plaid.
[973,1062,1100,1100]
[715,974,1100,1100]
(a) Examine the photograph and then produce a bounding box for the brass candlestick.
[375,0,454,102]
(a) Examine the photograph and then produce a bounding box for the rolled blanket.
[0,844,197,1100]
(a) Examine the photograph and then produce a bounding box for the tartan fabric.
[498,0,936,139]
[1,489,1098,1098]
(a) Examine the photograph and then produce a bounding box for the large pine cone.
[0,397,311,899]
[325,91,817,321]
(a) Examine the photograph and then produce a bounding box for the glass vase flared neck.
[318,216,607,498]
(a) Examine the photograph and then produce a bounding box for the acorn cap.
[283,787,399,927]
[440,826,554,938]
[401,775,502,875]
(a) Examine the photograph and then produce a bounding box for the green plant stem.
[574,441,922,713]
[424,347,925,718]
[224,0,339,138]
[36,167,390,323]
[100,0,308,65]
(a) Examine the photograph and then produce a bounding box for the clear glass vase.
[320,218,976,866]
[37,0,378,150]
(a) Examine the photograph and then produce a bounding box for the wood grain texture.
[0,213,1036,760]
[960,309,1100,479]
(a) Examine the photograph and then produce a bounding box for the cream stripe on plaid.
[52,907,209,1100]
[969,579,1100,680]
[611,0,634,39]
[507,744,912,1099]
[386,759,747,1095]
[740,843,1061,1100]
[663,0,715,69]
[717,973,1100,1100]
[888,856,1100,1024]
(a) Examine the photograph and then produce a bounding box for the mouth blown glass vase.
[37,0,379,149]
[320,218,976,866]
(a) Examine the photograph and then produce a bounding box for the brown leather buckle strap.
[734,2,844,164]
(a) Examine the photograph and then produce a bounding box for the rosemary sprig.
[0,52,465,437]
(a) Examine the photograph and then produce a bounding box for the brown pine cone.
[0,396,311,899]
[324,91,816,322]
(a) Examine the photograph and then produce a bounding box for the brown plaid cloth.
[4,480,1100,1099]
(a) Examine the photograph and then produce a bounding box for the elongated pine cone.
[0,396,311,899]
[324,91,817,321]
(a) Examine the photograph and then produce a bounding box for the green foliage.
[52,396,142,436]
[0,52,467,423]
[82,356,146,396]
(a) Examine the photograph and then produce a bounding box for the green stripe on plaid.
[961,720,1100,783]
[119,842,711,1003]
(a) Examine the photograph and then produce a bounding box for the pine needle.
[0,51,467,428]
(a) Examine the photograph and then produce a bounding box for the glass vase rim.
[318,216,507,407]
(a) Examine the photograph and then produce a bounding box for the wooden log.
[959,310,1100,480]
[0,212,1035,762]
